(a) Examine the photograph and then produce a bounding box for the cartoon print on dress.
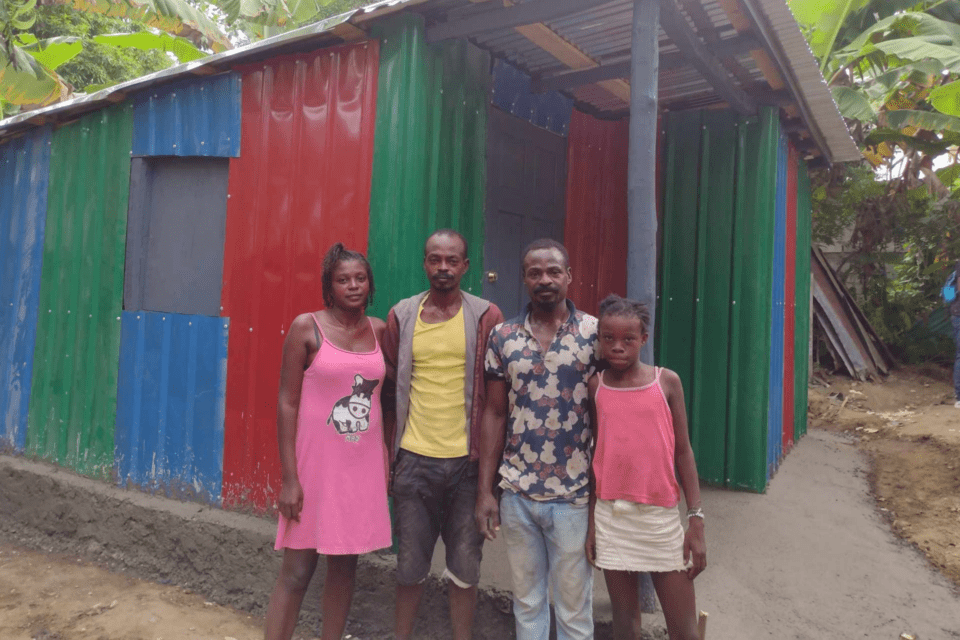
[327,374,381,441]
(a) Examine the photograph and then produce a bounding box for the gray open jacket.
[382,290,504,461]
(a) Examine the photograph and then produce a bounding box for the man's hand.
[585,525,597,568]
[278,478,304,522]
[475,491,501,541]
[683,518,706,579]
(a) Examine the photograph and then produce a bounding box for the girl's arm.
[276,314,311,521]
[662,369,706,579]
[585,374,600,567]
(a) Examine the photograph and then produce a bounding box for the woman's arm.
[585,374,600,567]
[276,314,311,521]
[662,369,706,579]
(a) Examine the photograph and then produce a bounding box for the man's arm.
[475,378,508,540]
[380,310,400,466]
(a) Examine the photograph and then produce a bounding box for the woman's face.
[330,259,370,311]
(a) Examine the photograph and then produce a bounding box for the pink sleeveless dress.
[274,315,392,555]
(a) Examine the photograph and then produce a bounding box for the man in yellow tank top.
[382,230,504,640]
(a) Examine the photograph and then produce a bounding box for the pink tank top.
[593,368,681,508]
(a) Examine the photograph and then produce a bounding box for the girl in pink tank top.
[585,295,707,640]
[264,244,391,640]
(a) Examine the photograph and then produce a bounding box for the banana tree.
[1,0,229,107]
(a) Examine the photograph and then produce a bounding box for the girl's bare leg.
[321,554,359,640]
[603,569,642,640]
[650,570,700,640]
[264,549,319,640]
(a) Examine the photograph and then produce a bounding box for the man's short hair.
[522,238,569,269]
[425,228,469,260]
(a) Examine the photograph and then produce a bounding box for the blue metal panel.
[492,58,572,135]
[767,133,788,479]
[132,73,241,157]
[115,311,229,503]
[0,128,51,452]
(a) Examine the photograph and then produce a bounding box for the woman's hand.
[683,518,706,579]
[585,524,598,568]
[278,477,304,522]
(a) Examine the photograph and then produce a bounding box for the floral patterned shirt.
[485,300,599,503]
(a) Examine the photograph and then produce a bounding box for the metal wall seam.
[657,110,701,423]
[116,312,229,503]
[27,105,133,477]
[220,41,380,510]
[564,109,628,316]
[726,108,778,493]
[132,73,242,157]
[0,127,52,452]
[782,143,799,454]
[492,58,573,136]
[367,13,490,320]
[795,159,813,440]
[767,133,787,480]
[690,110,738,486]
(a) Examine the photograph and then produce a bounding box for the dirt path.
[0,544,266,640]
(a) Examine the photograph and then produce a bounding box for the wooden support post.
[628,0,659,365]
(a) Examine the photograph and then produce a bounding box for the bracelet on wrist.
[686,507,704,521]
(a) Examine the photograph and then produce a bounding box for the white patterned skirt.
[594,499,689,573]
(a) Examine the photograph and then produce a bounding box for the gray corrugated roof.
[0,0,859,163]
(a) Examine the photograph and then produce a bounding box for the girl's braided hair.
[321,243,375,309]
[597,294,651,333]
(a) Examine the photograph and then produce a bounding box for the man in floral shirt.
[476,238,600,640]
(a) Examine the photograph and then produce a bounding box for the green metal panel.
[657,110,701,420]
[367,14,490,318]
[689,110,738,485]
[794,160,812,440]
[27,104,133,477]
[725,108,779,492]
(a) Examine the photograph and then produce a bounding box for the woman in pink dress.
[264,243,392,640]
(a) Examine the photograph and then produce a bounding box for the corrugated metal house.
[0,0,859,506]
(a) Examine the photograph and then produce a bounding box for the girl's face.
[330,259,370,311]
[599,314,647,371]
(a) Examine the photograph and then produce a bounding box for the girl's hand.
[683,518,706,579]
[585,525,598,568]
[278,478,304,522]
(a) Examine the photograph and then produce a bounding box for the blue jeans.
[953,315,960,400]
[499,491,594,640]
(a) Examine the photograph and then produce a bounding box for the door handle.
[486,271,498,283]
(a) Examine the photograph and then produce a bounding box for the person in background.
[264,243,391,640]
[476,238,599,640]
[585,294,705,640]
[382,229,504,640]
[952,258,960,409]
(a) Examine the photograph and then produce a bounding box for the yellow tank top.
[401,298,468,458]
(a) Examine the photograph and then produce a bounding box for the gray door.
[483,107,568,318]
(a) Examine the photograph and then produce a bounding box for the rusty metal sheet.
[564,109,628,316]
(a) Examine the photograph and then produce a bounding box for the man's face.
[522,248,571,311]
[424,235,469,293]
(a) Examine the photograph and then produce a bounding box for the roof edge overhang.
[746,0,861,164]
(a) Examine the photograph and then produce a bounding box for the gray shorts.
[392,449,484,587]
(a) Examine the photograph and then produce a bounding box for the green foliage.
[30,6,173,93]
[93,30,204,63]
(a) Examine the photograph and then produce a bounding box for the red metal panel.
[564,109,629,316]
[220,41,380,510]
[782,144,799,454]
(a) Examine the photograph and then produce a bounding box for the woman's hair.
[597,294,651,333]
[321,243,375,309]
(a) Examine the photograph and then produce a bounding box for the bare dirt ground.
[808,364,960,587]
